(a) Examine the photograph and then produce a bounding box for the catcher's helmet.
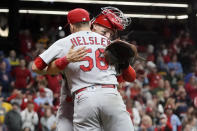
[92,6,131,31]
[93,13,123,31]
[94,14,115,30]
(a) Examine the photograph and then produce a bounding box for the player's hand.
[67,45,88,62]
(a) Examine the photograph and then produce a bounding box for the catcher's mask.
[92,6,131,31]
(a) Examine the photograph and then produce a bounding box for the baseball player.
[43,8,134,131]
[32,7,135,131]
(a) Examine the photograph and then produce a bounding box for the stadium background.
[0,0,197,131]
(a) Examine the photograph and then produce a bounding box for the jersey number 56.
[80,48,109,72]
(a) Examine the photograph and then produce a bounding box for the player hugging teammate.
[32,7,136,131]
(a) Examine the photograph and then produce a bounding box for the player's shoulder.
[51,31,104,46]
[51,36,70,46]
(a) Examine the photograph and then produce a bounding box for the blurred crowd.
[0,21,197,131]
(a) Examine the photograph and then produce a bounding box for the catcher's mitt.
[104,39,142,73]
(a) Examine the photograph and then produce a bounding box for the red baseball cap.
[67,8,90,24]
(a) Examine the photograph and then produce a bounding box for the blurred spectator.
[127,81,141,99]
[35,42,45,54]
[0,96,12,124]
[136,69,147,87]
[184,74,197,100]
[165,98,176,110]
[163,80,172,93]
[184,73,196,84]
[6,50,19,68]
[146,44,155,62]
[155,114,172,131]
[40,107,56,131]
[162,49,171,64]
[0,61,14,98]
[141,84,152,101]
[175,87,191,120]
[21,90,39,112]
[147,61,162,89]
[145,99,157,122]
[184,59,197,82]
[34,87,53,106]
[37,34,49,49]
[0,102,7,131]
[19,30,34,58]
[27,49,43,79]
[11,58,34,92]
[156,52,167,72]
[165,104,182,131]
[167,54,183,77]
[182,106,195,125]
[36,76,53,105]
[151,79,165,102]
[45,74,62,94]
[138,115,154,131]
[4,102,22,131]
[170,37,181,54]
[6,89,23,106]
[21,101,38,131]
[183,116,197,131]
[0,51,11,72]
[180,32,194,48]
[165,68,179,89]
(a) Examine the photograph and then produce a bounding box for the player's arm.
[32,57,48,75]
[32,45,87,75]
[32,40,64,75]
[45,45,87,75]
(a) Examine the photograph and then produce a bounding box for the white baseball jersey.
[40,31,118,93]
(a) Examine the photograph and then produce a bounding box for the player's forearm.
[32,57,48,75]
[46,56,70,75]
[32,63,48,75]
[45,61,62,75]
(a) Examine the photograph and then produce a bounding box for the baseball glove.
[104,39,137,73]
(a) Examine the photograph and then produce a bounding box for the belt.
[75,84,116,95]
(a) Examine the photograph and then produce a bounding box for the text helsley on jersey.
[70,36,110,47]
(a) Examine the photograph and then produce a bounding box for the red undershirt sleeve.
[54,56,69,70]
[122,65,136,82]
[34,57,47,70]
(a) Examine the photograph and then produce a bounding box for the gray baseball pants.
[73,85,134,131]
